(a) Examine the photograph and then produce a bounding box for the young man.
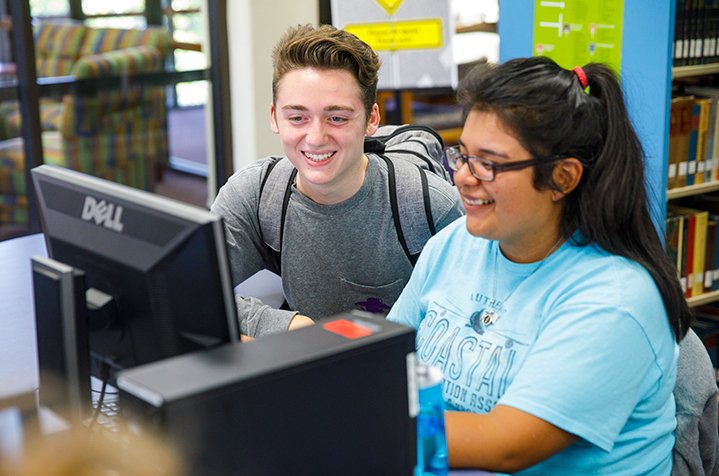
[211,24,463,338]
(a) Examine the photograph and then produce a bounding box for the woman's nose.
[453,159,479,187]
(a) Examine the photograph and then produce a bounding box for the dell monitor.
[31,164,240,384]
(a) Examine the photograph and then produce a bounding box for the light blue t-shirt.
[388,218,678,475]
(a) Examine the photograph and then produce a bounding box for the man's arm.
[212,160,301,338]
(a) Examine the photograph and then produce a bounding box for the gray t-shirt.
[211,154,464,337]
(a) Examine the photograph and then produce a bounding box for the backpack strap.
[257,157,297,273]
[377,153,435,265]
[259,153,436,270]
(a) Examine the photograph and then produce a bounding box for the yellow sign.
[346,19,443,52]
[375,0,404,16]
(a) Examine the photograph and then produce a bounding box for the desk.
[0,233,45,404]
[0,234,489,475]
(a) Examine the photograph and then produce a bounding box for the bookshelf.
[666,181,719,201]
[667,1,719,308]
[688,289,719,307]
[674,63,719,79]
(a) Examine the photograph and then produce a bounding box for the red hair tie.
[572,66,588,90]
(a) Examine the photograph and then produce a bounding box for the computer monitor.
[31,164,240,383]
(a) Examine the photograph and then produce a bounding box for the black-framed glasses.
[445,146,568,182]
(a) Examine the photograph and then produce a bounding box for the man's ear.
[365,103,380,137]
[551,157,583,201]
[270,102,279,134]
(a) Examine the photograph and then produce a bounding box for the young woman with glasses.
[388,56,691,474]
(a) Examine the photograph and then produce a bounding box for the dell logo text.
[81,196,124,232]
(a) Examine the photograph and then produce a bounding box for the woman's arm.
[446,404,577,473]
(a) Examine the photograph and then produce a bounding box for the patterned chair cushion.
[79,26,170,57]
[71,45,163,78]
[0,134,64,225]
[2,100,66,139]
[35,22,88,77]
[0,101,18,140]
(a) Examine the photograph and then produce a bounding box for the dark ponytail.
[457,57,692,341]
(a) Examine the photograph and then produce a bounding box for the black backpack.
[257,124,451,271]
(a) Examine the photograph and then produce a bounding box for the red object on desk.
[322,318,374,339]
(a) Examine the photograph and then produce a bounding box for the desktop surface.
[0,233,46,403]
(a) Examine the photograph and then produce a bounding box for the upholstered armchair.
[0,21,170,226]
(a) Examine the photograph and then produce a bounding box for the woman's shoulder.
[568,242,653,277]
[558,242,665,310]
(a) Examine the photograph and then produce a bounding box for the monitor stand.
[31,256,91,423]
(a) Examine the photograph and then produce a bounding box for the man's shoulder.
[221,157,287,190]
[213,156,288,208]
[425,172,461,210]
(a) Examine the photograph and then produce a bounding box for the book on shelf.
[682,208,694,295]
[668,205,709,297]
[705,2,719,65]
[674,0,686,66]
[668,98,681,189]
[684,99,699,185]
[695,97,711,184]
[684,86,719,183]
[706,219,717,291]
[689,0,704,65]
[674,0,719,66]
[666,212,686,284]
[669,96,695,189]
[681,194,719,292]
[687,101,701,185]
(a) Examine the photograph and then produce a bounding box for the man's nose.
[305,119,327,145]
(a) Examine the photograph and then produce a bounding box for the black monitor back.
[117,312,417,475]
[31,164,239,381]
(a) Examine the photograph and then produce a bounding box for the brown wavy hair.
[272,24,381,116]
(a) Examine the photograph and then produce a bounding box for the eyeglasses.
[445,146,568,182]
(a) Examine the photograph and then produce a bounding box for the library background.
[669,0,719,378]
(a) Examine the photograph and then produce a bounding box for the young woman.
[388,56,692,474]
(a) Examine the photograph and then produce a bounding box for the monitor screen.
[31,165,240,382]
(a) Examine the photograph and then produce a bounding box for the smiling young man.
[210,24,464,338]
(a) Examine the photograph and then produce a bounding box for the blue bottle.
[415,363,448,476]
